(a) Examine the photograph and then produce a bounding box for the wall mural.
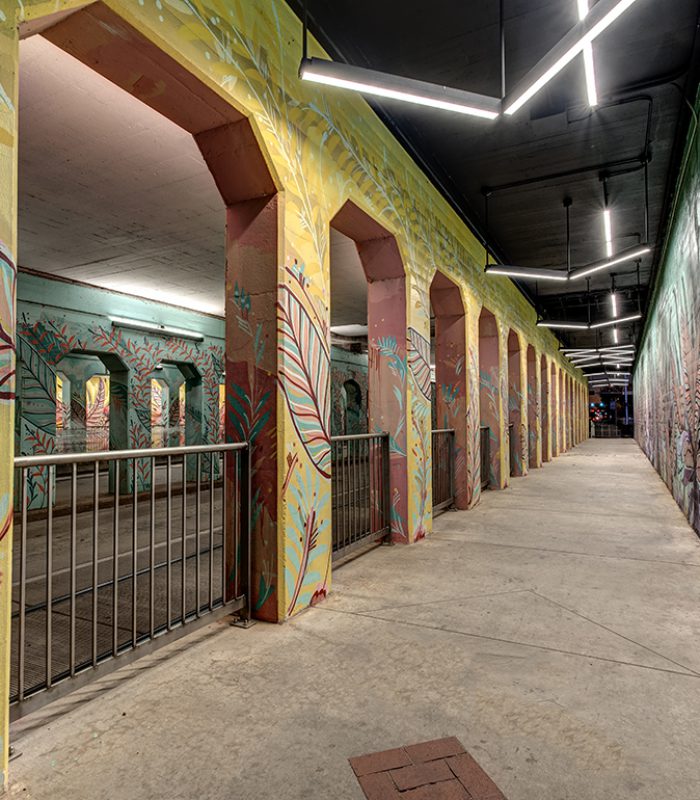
[15,274,225,508]
[635,96,700,536]
[330,346,368,437]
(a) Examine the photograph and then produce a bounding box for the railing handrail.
[330,432,388,442]
[14,441,247,468]
[432,428,455,435]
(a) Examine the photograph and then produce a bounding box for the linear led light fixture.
[611,291,618,317]
[612,326,619,343]
[299,57,501,120]
[484,265,569,281]
[577,0,598,107]
[504,0,643,115]
[110,316,204,342]
[562,345,634,354]
[568,245,651,281]
[537,320,589,330]
[603,209,613,258]
[589,313,642,329]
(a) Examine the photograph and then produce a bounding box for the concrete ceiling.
[19,36,225,315]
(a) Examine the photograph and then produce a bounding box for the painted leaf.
[278,283,331,478]
[18,336,57,435]
[407,326,432,401]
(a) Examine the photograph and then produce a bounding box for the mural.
[15,273,225,507]
[635,93,700,535]
[0,1,588,783]
[330,346,368,437]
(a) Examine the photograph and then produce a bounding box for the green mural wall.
[635,91,700,536]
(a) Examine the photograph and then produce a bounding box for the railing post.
[381,433,391,541]
[450,430,456,506]
[241,444,252,621]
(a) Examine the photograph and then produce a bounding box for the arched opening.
[526,345,538,469]
[430,271,468,509]
[507,330,523,477]
[551,363,559,456]
[479,307,502,489]
[330,201,409,542]
[18,1,280,633]
[541,355,550,462]
[342,379,364,435]
[559,370,566,452]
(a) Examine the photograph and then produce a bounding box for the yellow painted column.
[497,320,509,488]
[465,291,482,507]
[0,10,18,790]
[517,332,529,476]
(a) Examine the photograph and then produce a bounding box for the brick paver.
[350,738,508,800]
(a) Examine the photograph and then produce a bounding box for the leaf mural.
[17,336,57,436]
[407,326,432,402]
[278,281,331,479]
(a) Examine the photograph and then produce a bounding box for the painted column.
[527,345,539,468]
[478,308,504,489]
[431,272,469,509]
[541,355,550,462]
[465,293,482,507]
[551,365,560,456]
[0,16,18,791]
[507,332,524,477]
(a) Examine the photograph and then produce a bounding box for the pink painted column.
[479,308,503,488]
[431,273,468,509]
[507,331,524,477]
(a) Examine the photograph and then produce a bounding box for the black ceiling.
[288,0,700,354]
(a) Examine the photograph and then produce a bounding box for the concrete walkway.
[8,439,700,799]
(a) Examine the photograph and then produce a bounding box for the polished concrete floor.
[8,439,700,799]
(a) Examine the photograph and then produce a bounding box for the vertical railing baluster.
[166,454,172,631]
[131,457,138,648]
[92,461,99,667]
[195,453,201,617]
[70,463,77,675]
[46,465,53,688]
[149,457,155,639]
[18,467,28,701]
[209,454,214,609]
[112,463,120,656]
[181,454,187,623]
[221,452,227,603]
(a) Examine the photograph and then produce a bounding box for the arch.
[330,200,409,541]
[526,344,538,469]
[478,307,502,489]
[34,1,281,619]
[342,378,363,435]
[507,330,524,477]
[430,271,469,509]
[540,355,550,462]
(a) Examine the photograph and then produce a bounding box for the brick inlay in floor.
[350,738,507,799]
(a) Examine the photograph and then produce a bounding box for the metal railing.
[431,429,455,514]
[593,422,621,438]
[480,426,490,490]
[331,433,390,562]
[11,442,250,718]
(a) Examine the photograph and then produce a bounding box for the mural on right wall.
[635,91,700,536]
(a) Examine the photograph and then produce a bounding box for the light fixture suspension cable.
[302,0,308,61]
[500,0,506,99]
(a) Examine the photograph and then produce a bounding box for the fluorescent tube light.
[612,326,619,343]
[603,209,613,258]
[537,320,589,330]
[330,324,369,337]
[577,0,598,107]
[504,0,643,116]
[485,265,569,281]
[611,292,618,317]
[569,245,651,281]
[300,57,501,120]
[589,313,642,329]
[110,316,204,341]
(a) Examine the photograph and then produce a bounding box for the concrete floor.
[7,439,700,800]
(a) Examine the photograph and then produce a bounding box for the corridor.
[8,439,700,800]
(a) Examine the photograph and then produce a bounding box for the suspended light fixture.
[110,317,204,342]
[610,291,618,317]
[568,244,651,281]
[612,326,619,343]
[503,0,642,115]
[300,58,502,119]
[484,264,568,281]
[589,312,642,329]
[578,0,599,108]
[537,320,589,330]
[603,208,613,258]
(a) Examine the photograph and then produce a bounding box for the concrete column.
[431,272,469,509]
[0,20,18,790]
[507,330,524,477]
[478,308,504,489]
[527,345,539,468]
